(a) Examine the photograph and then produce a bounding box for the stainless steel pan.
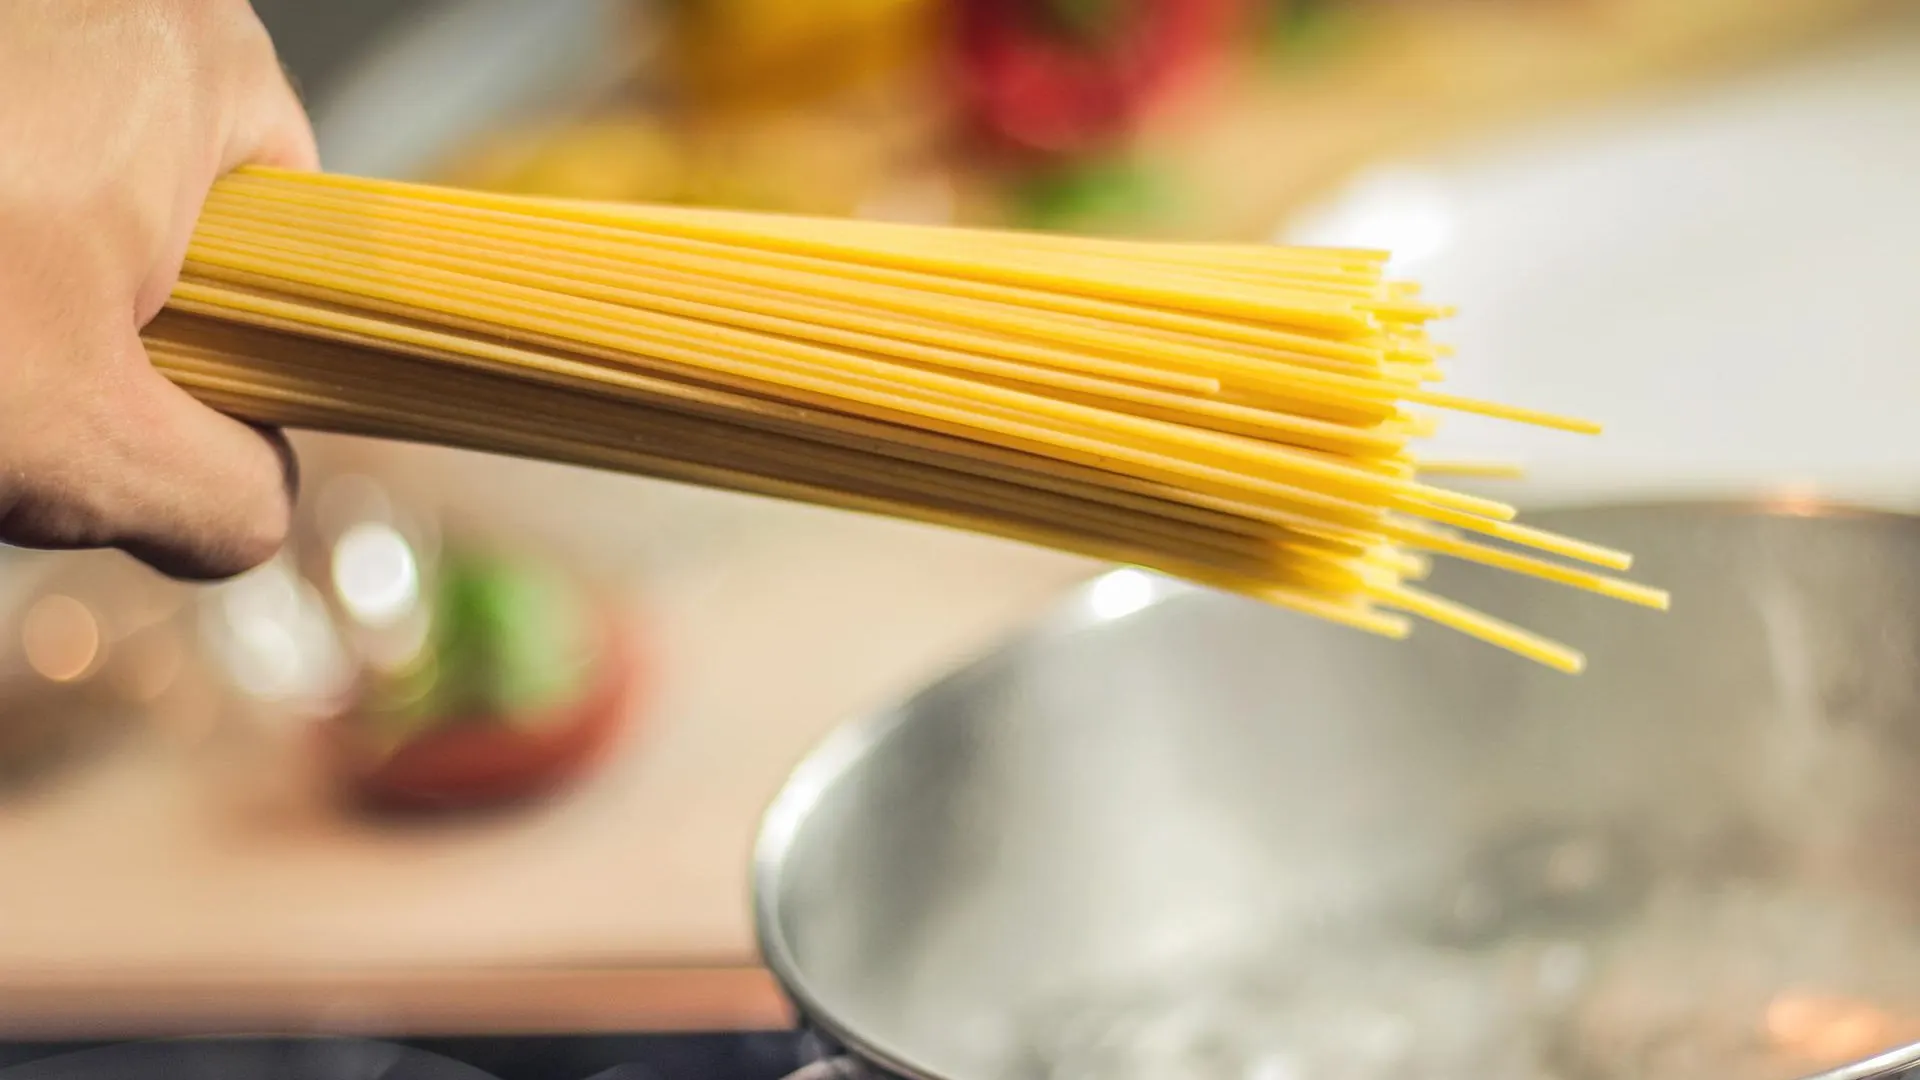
[756,501,1920,1080]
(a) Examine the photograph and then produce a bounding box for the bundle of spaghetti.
[144,166,1667,672]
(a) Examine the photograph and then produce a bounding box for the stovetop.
[0,1031,822,1080]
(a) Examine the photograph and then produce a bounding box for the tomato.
[325,617,643,814]
[952,0,1246,157]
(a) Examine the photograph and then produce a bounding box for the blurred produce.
[1006,156,1171,231]
[420,0,1893,239]
[662,0,939,110]
[324,549,640,814]
[951,0,1245,158]
[188,466,644,817]
[440,0,944,213]
[1258,0,1362,66]
[321,544,640,815]
[440,103,936,215]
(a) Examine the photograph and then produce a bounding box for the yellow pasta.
[145,166,1668,672]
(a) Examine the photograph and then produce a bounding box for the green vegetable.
[1263,0,1357,66]
[357,552,597,747]
[1011,158,1173,233]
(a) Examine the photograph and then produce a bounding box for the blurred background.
[0,0,1915,1044]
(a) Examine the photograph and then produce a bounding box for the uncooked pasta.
[144,167,1667,672]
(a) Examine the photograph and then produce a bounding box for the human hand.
[0,0,317,579]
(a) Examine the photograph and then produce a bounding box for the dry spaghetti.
[145,166,1666,672]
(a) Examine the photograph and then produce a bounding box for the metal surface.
[756,502,1920,1080]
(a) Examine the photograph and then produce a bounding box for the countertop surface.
[0,454,1091,1035]
[1286,8,1920,506]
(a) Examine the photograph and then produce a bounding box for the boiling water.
[1020,876,1920,1080]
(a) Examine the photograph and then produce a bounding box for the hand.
[0,0,317,579]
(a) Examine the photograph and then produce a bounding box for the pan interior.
[761,505,1920,1080]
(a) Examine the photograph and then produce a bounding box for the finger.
[21,336,300,581]
[115,360,297,580]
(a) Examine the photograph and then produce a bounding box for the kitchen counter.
[0,452,1092,1036]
